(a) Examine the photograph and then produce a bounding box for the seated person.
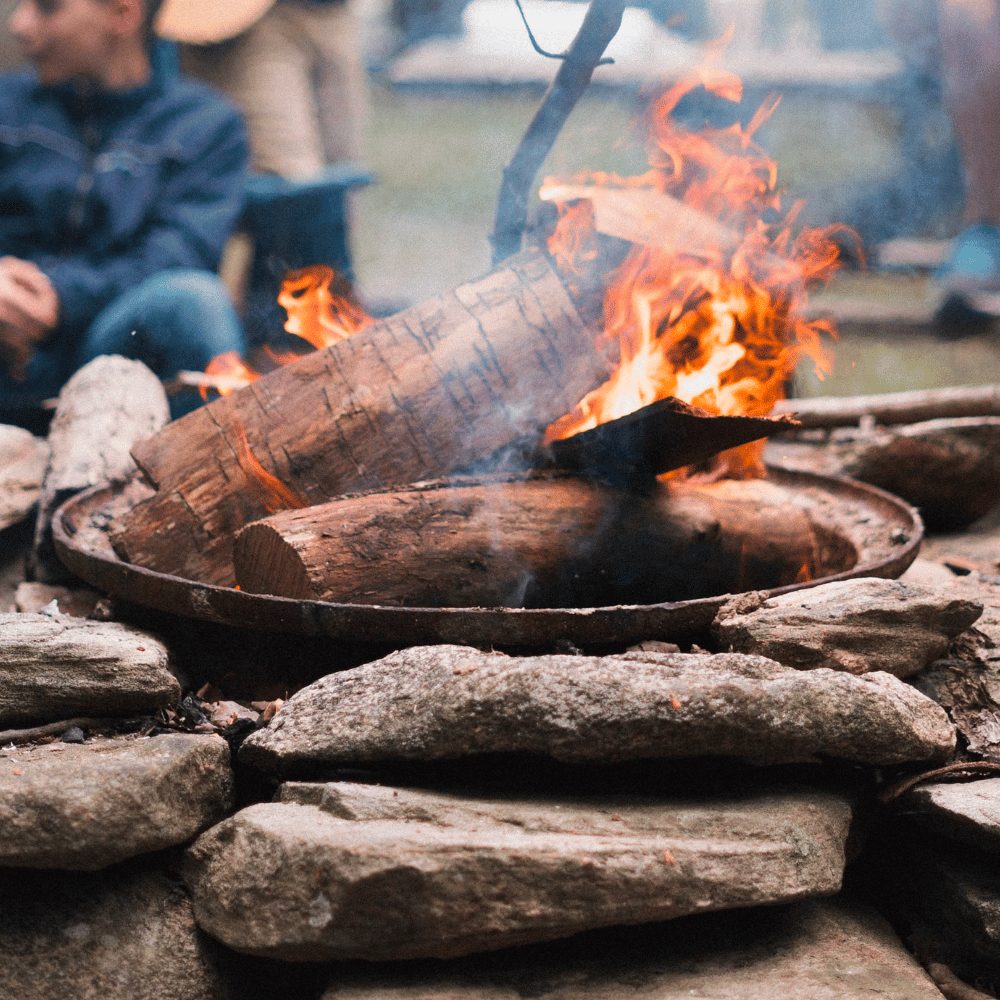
[0,0,250,422]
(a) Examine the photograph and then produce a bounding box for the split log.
[773,384,1000,429]
[0,425,47,532]
[233,476,823,608]
[112,249,616,586]
[29,357,169,584]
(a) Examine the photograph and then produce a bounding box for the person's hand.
[0,257,59,380]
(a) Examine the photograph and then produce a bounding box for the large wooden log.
[112,249,612,586]
[233,477,822,608]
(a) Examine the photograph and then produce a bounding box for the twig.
[513,0,613,64]
[879,761,1000,804]
[0,717,129,747]
[925,961,998,1000]
[490,0,626,263]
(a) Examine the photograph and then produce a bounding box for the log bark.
[233,476,823,608]
[29,357,169,584]
[0,425,47,532]
[112,249,613,586]
[773,384,1000,429]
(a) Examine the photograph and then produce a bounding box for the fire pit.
[53,466,920,648]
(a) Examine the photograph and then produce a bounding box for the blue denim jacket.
[0,67,249,343]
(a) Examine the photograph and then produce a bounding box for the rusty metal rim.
[52,467,923,647]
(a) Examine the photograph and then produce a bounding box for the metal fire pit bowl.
[53,467,922,649]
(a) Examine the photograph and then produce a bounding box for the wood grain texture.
[113,250,611,585]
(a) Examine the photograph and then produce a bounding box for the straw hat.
[155,0,278,44]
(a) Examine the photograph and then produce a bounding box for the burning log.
[233,476,822,608]
[111,249,614,587]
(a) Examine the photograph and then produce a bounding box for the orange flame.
[198,266,372,400]
[278,265,373,351]
[544,63,850,477]
[232,423,309,514]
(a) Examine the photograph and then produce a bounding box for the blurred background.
[3,0,996,396]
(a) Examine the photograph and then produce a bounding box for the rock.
[0,733,232,869]
[14,581,102,617]
[713,577,981,678]
[0,613,179,725]
[28,355,168,583]
[240,645,956,775]
[0,424,47,531]
[0,864,235,1000]
[184,781,852,961]
[880,837,1000,979]
[902,779,1000,853]
[320,899,944,999]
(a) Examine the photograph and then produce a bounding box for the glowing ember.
[542,62,850,478]
[198,266,372,400]
[231,423,309,514]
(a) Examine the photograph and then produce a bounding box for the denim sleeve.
[43,111,250,338]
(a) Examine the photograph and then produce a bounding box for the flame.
[278,265,372,350]
[544,62,851,478]
[198,266,372,400]
[231,423,309,514]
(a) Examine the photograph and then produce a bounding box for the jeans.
[0,269,246,421]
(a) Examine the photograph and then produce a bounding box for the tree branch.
[490,0,626,264]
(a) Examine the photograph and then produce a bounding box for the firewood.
[0,425,47,532]
[111,249,614,586]
[233,476,822,608]
[773,384,1000,429]
[29,357,169,584]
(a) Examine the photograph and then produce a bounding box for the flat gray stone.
[0,865,236,1000]
[0,613,179,725]
[713,578,982,678]
[240,645,956,774]
[321,899,944,999]
[0,733,233,869]
[185,781,852,961]
[903,779,1000,853]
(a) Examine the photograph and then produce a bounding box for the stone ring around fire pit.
[52,467,922,649]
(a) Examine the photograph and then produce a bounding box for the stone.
[0,613,179,725]
[14,581,102,617]
[320,899,944,999]
[881,838,1000,978]
[184,781,852,962]
[239,645,956,775]
[713,577,982,678]
[0,424,47,531]
[902,779,1000,853]
[29,355,168,583]
[0,733,233,869]
[0,864,235,1000]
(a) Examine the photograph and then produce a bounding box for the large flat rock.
[0,733,233,869]
[713,578,982,678]
[0,613,179,725]
[184,781,852,961]
[240,645,955,774]
[321,899,944,999]
[902,779,1000,853]
[0,865,235,1000]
